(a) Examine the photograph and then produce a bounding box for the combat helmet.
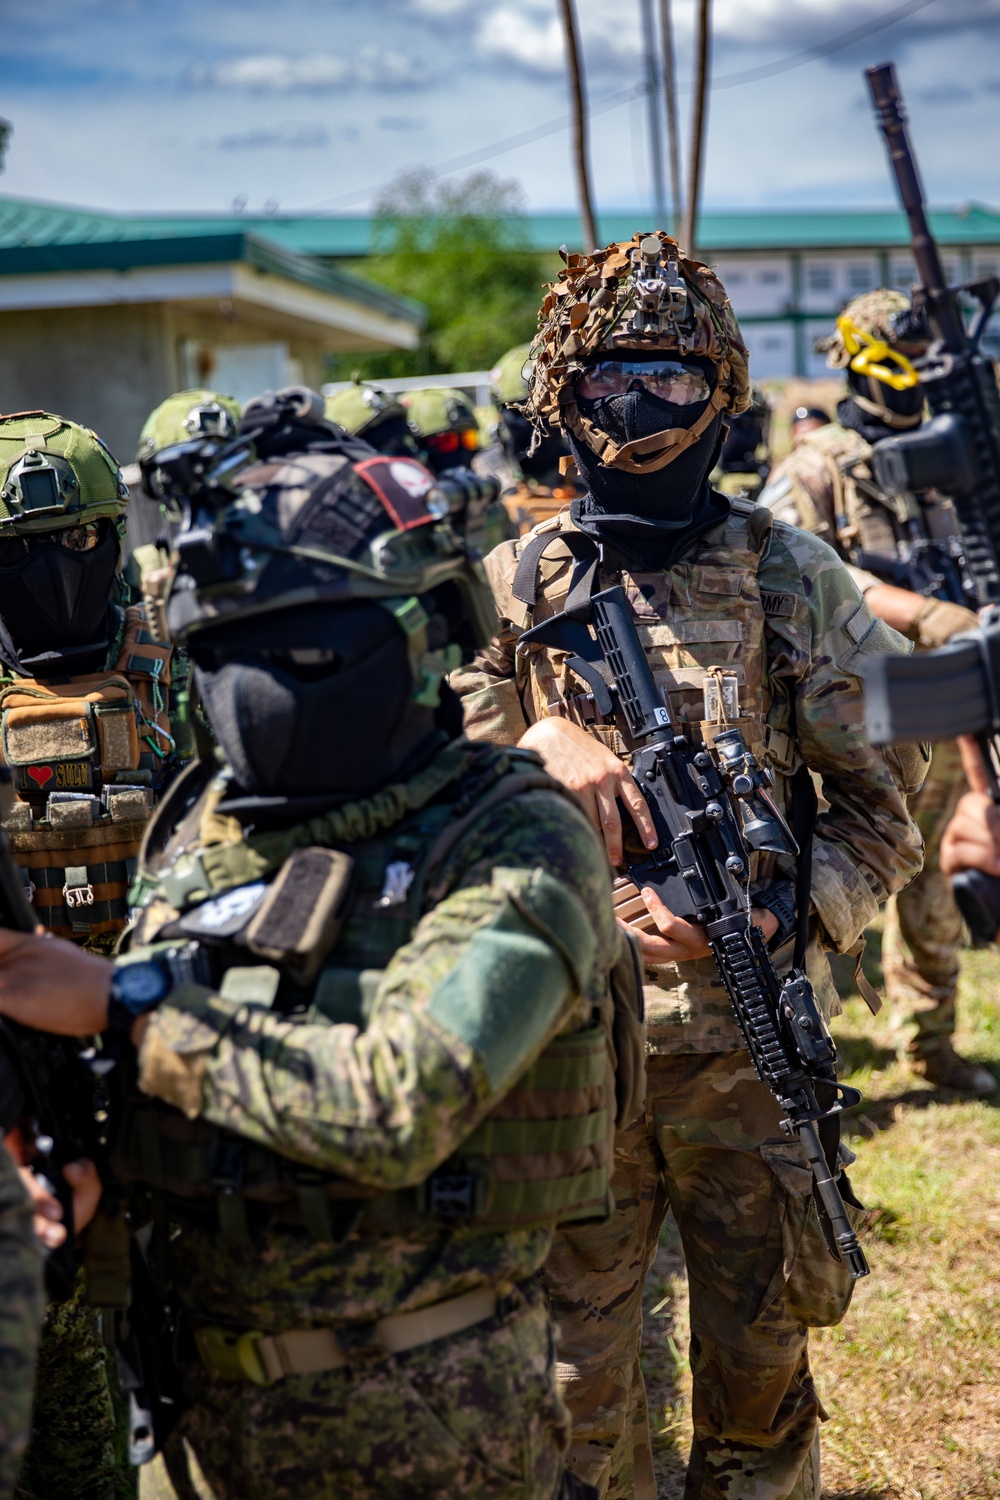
[403,387,480,471]
[528,232,750,474]
[325,380,404,438]
[816,288,929,372]
[489,344,533,408]
[0,411,128,536]
[137,389,241,500]
[163,387,498,688]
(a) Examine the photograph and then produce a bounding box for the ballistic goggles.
[425,428,479,456]
[575,358,711,406]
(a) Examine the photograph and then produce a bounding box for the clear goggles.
[576,358,711,406]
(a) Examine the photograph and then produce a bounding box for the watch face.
[115,961,169,1010]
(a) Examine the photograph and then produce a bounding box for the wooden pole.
[638,0,666,227]
[658,0,682,235]
[683,0,711,258]
[558,0,598,252]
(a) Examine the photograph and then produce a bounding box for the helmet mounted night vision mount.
[619,235,692,343]
[0,448,88,525]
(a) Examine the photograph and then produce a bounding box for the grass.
[641,925,1000,1499]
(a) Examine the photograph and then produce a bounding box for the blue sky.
[2,0,999,217]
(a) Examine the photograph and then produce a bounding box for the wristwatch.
[753,880,798,950]
[106,960,171,1038]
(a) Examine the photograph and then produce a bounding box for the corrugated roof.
[3,193,1000,258]
[0,206,424,325]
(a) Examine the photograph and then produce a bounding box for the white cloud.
[476,9,565,73]
[189,48,426,91]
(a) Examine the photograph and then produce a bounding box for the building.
[0,195,424,462]
[3,195,999,427]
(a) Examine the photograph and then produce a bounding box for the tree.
[329,170,546,381]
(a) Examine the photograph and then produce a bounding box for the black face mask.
[840,369,924,443]
[193,602,440,801]
[0,522,119,661]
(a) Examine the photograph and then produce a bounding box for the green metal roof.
[0,199,424,326]
[2,193,1000,262]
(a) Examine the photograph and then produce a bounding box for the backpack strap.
[511,527,600,613]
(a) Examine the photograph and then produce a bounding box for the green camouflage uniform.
[0,1143,44,1500]
[453,500,925,1500]
[122,733,622,1500]
[761,422,966,1062]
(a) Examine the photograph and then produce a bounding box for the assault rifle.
[520,586,870,1279]
[864,62,1000,608]
[0,762,103,1298]
[861,63,1000,944]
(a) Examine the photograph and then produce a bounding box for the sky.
[2,0,1000,219]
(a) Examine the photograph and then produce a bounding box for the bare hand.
[520,716,656,866]
[940,736,1000,881]
[7,1138,102,1249]
[621,887,779,965]
[0,929,112,1036]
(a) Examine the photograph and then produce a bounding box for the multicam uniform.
[454,496,925,1499]
[761,419,968,1066]
[0,1144,44,1500]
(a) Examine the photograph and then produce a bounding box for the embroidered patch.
[355,456,436,531]
[759,590,796,619]
[18,761,93,795]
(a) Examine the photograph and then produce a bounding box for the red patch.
[355,456,436,531]
[28,766,53,789]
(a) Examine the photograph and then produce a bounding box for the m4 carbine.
[521,586,869,1279]
[861,63,1000,944]
[865,62,1000,609]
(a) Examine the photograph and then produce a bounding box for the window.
[807,263,834,293]
[848,262,872,292]
[891,261,915,290]
[974,258,1000,281]
[758,270,782,285]
[726,271,745,285]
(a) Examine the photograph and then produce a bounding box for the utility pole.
[683,0,711,257]
[658,0,682,236]
[0,120,11,173]
[558,0,598,252]
[638,0,666,228]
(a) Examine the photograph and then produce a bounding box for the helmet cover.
[0,411,126,535]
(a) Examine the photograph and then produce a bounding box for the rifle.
[860,62,1000,944]
[521,585,870,1279]
[0,762,104,1299]
[864,62,1000,608]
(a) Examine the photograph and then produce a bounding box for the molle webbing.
[119,1022,611,1239]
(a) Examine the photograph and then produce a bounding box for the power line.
[294,0,941,213]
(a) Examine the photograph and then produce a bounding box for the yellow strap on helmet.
[836,315,920,391]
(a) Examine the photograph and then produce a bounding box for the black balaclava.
[569,353,727,568]
[719,409,765,473]
[0,521,120,667]
[192,601,441,803]
[839,366,925,446]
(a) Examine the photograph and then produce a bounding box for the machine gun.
[520,585,870,1279]
[864,62,1000,607]
[860,63,1000,943]
[0,762,104,1299]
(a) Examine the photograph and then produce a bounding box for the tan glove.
[909,597,979,649]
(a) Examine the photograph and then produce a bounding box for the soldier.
[0,410,183,1500]
[0,1143,44,1500]
[790,406,830,447]
[452,234,925,1499]
[476,345,581,535]
[402,386,482,476]
[0,386,637,1500]
[710,381,771,500]
[324,377,423,458]
[760,290,993,1095]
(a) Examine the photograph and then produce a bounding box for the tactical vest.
[0,605,172,941]
[116,743,618,1244]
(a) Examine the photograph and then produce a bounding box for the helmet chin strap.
[850,375,923,430]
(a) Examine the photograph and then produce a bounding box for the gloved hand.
[909,597,979,649]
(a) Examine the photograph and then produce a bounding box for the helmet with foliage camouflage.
[528,232,751,474]
[490,344,533,407]
[164,387,498,675]
[816,288,929,369]
[0,411,127,535]
[325,380,405,439]
[137,389,241,498]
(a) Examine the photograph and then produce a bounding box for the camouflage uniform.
[0,1143,44,1500]
[101,400,627,1500]
[453,239,924,1500]
[760,292,974,1075]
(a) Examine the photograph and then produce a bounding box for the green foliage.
[327,170,547,381]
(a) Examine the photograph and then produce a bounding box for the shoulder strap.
[511,527,600,611]
[421,768,585,911]
[722,494,773,554]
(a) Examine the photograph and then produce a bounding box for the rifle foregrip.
[951,867,1000,946]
